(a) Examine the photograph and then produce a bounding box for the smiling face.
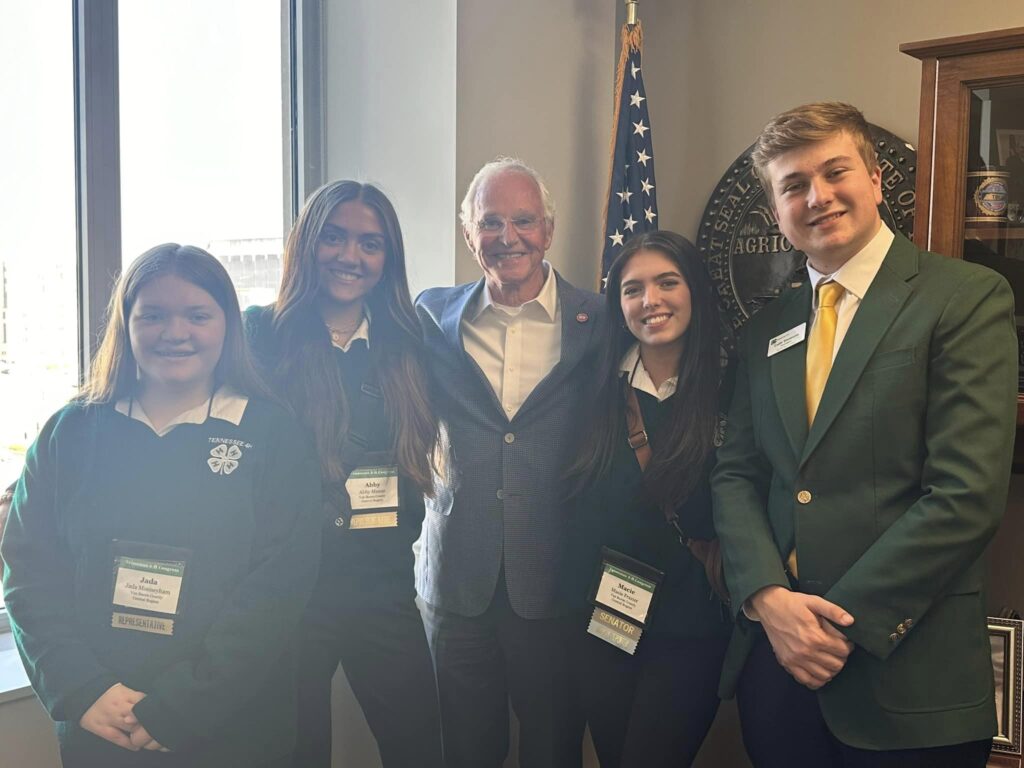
[620,249,692,355]
[767,131,883,273]
[315,200,387,314]
[128,273,226,395]
[464,170,553,305]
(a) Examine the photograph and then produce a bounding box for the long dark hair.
[80,243,268,403]
[271,180,437,492]
[568,230,721,508]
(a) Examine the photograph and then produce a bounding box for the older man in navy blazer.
[416,158,605,768]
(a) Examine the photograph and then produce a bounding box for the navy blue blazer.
[415,272,606,619]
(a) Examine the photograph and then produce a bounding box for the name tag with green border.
[587,547,664,655]
[110,540,191,636]
[346,465,399,529]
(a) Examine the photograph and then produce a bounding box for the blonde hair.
[751,102,877,204]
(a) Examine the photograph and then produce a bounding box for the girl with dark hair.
[243,181,443,768]
[565,230,732,767]
[2,244,322,768]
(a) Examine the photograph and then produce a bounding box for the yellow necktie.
[788,280,844,579]
[805,281,845,425]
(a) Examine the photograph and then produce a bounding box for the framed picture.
[991,617,1023,755]
[997,129,1024,167]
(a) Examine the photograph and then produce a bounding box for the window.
[118,0,288,308]
[0,2,78,491]
[0,0,323,628]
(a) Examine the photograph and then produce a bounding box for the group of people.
[0,100,1016,768]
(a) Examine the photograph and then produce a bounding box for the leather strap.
[623,381,729,603]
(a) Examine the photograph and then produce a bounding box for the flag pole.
[625,0,638,27]
[600,1,655,288]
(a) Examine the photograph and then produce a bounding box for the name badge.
[110,540,191,636]
[350,511,399,529]
[112,556,185,616]
[345,465,400,529]
[767,323,806,357]
[587,548,664,655]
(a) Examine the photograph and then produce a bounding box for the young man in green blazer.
[712,101,1018,766]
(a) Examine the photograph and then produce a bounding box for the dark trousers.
[736,630,991,767]
[574,628,727,768]
[419,578,585,768]
[292,596,443,768]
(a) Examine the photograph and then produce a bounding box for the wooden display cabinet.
[902,27,1024,767]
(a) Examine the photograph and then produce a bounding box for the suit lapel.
[799,236,917,465]
[440,280,507,415]
[516,275,599,419]
[770,282,813,459]
[440,280,481,352]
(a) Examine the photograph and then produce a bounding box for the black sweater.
[566,388,731,639]
[243,305,425,615]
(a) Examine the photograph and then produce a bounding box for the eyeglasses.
[475,214,543,234]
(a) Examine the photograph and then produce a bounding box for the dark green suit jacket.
[711,232,1017,750]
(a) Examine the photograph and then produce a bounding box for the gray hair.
[459,157,556,229]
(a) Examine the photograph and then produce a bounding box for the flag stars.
[609,230,624,247]
[641,178,654,195]
[632,120,649,138]
[617,187,634,204]
[636,148,651,166]
[631,61,641,79]
[623,215,638,232]
[644,207,657,223]
[629,90,645,108]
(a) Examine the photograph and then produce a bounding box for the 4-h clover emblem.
[208,442,243,475]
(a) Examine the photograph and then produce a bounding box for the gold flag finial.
[625,0,638,26]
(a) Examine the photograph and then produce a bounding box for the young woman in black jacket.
[566,230,732,767]
[243,180,442,768]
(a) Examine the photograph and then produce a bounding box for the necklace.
[325,317,362,345]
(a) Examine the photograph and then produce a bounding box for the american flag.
[601,22,658,283]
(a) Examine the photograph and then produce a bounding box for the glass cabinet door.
[963,85,1024,393]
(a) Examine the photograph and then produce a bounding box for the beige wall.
[454,0,618,290]
[0,694,60,768]
[640,0,1024,250]
[324,0,458,296]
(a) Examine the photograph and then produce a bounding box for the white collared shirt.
[620,344,677,402]
[115,386,249,437]
[806,223,894,362]
[461,262,562,419]
[328,308,371,352]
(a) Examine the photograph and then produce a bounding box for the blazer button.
[504,433,515,444]
[496,490,505,500]
[896,623,906,635]
[904,618,914,628]
[889,632,899,643]
[796,490,812,504]
[334,516,345,528]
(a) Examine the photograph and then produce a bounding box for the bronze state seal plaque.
[699,124,916,331]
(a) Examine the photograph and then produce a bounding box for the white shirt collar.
[806,222,894,302]
[115,386,249,437]
[472,261,558,322]
[328,308,372,352]
[620,343,677,402]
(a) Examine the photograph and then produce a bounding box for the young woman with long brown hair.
[2,244,323,768]
[565,230,732,767]
[243,180,443,768]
